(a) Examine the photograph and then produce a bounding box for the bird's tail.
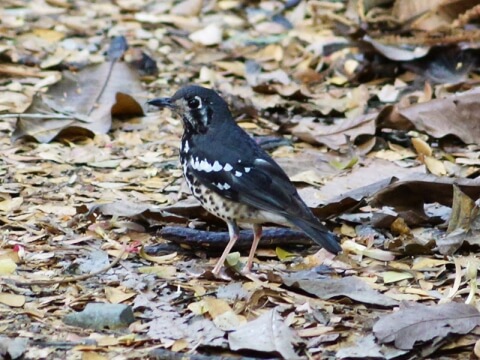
[287,217,342,254]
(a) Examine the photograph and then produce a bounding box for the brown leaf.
[363,35,429,61]
[0,293,26,307]
[411,137,432,156]
[291,113,377,150]
[336,334,389,359]
[148,312,226,347]
[373,302,480,350]
[447,184,476,234]
[397,87,480,144]
[228,307,300,359]
[312,158,424,209]
[370,174,480,226]
[437,184,479,254]
[282,273,398,307]
[171,0,203,16]
[12,62,145,143]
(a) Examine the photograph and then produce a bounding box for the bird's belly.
[183,166,288,225]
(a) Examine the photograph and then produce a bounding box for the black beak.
[147,97,175,109]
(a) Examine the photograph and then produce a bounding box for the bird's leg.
[212,220,240,276]
[244,224,262,274]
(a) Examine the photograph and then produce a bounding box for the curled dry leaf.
[370,174,480,226]
[12,62,145,143]
[411,137,432,156]
[363,35,430,61]
[436,184,479,254]
[342,240,396,261]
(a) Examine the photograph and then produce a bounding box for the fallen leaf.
[282,272,398,307]
[139,247,177,264]
[436,184,479,254]
[229,308,300,359]
[105,287,136,304]
[138,265,177,279]
[291,113,376,150]
[424,156,447,176]
[411,137,432,156]
[0,259,17,275]
[382,271,414,284]
[0,293,26,307]
[363,35,429,61]
[374,302,480,350]
[336,334,388,359]
[342,240,396,261]
[189,24,223,46]
[397,87,480,144]
[276,247,297,261]
[12,38,145,143]
[171,0,203,16]
[203,297,246,331]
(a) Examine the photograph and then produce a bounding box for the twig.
[0,113,72,119]
[155,226,314,252]
[10,245,127,287]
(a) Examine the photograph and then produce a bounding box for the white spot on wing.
[184,141,190,153]
[244,167,251,173]
[216,182,231,190]
[224,163,233,171]
[235,171,242,177]
[191,157,201,170]
[200,159,215,172]
[212,161,222,172]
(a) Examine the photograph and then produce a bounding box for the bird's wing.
[187,150,310,220]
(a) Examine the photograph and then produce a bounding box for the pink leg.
[244,224,262,274]
[212,221,239,276]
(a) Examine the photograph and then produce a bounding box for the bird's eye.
[187,96,202,109]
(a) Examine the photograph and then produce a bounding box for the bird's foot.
[241,264,253,275]
[212,263,223,277]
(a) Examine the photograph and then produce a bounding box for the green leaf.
[276,247,297,261]
[329,156,359,170]
[226,252,241,267]
[382,271,413,284]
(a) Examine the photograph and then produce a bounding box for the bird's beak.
[147,97,176,109]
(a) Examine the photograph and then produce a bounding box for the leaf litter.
[1,0,480,359]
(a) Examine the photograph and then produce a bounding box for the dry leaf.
[229,308,300,359]
[0,293,26,307]
[282,273,398,307]
[374,302,480,350]
[411,137,432,156]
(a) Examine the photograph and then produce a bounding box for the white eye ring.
[187,96,202,109]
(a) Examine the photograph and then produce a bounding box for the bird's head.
[148,85,231,134]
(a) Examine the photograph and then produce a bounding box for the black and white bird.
[148,85,342,275]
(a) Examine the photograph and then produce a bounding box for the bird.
[148,85,342,275]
